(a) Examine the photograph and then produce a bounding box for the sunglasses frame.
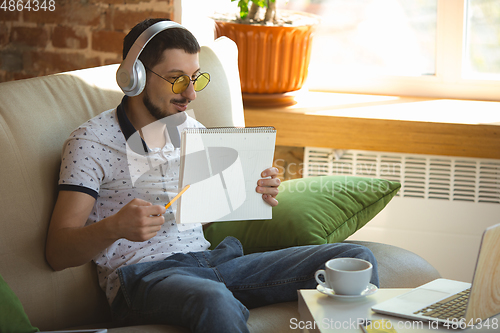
[146,67,210,94]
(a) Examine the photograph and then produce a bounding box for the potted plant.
[212,0,319,107]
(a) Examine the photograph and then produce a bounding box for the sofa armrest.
[345,240,441,288]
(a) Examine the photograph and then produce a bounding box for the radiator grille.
[304,148,500,204]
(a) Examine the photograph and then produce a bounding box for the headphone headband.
[116,21,187,96]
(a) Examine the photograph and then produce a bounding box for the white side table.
[297,289,500,332]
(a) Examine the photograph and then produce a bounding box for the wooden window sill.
[244,91,500,159]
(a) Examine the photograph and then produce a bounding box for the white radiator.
[304,147,500,283]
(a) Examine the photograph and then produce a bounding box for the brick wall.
[0,0,174,82]
[274,146,304,181]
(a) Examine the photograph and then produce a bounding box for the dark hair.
[122,18,200,69]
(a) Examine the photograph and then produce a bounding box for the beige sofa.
[0,37,440,332]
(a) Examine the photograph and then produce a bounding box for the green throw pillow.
[204,175,400,254]
[0,274,39,333]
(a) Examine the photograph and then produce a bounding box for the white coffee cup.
[315,258,373,295]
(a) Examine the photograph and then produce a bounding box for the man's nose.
[181,80,196,101]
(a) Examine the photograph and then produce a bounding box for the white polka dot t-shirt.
[58,98,211,304]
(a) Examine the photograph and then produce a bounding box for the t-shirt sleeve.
[58,127,105,199]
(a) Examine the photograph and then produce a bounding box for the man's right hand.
[110,198,166,242]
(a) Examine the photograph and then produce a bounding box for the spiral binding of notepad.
[183,127,276,134]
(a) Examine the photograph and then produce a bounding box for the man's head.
[123,18,200,70]
[122,19,205,120]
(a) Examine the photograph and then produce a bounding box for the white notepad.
[176,127,276,224]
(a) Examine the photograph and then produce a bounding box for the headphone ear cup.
[123,59,146,97]
[133,59,147,96]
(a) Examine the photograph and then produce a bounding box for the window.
[465,0,500,77]
[181,0,500,101]
[283,0,438,77]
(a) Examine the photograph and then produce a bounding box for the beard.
[143,90,190,121]
[143,90,165,121]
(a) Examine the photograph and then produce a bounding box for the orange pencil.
[165,185,190,209]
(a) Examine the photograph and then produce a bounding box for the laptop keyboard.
[413,288,470,321]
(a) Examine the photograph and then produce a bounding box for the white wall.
[348,197,500,283]
[178,0,237,45]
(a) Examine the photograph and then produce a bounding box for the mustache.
[171,97,191,104]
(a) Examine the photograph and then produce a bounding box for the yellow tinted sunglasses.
[146,67,210,94]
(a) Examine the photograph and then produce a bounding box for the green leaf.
[233,0,277,17]
[254,0,266,7]
[236,0,249,19]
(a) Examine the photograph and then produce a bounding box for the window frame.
[180,0,500,101]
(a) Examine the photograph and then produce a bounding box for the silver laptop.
[372,223,500,328]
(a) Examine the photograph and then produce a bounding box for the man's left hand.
[256,167,280,207]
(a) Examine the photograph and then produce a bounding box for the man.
[46,18,378,332]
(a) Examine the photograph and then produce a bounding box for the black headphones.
[116,21,187,97]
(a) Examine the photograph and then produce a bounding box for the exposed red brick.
[28,51,101,75]
[52,26,88,49]
[104,9,113,30]
[24,1,101,26]
[11,26,48,47]
[92,30,125,53]
[90,0,124,4]
[23,6,66,25]
[12,72,34,80]
[1,49,24,71]
[90,0,153,3]
[0,9,20,21]
[0,23,9,47]
[104,57,121,65]
[158,0,172,8]
[2,71,37,82]
[0,0,175,82]
[112,9,171,31]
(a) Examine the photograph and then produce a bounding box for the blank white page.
[176,127,276,224]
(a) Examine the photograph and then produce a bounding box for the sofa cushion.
[204,176,400,253]
[0,274,39,333]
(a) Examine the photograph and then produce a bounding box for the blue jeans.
[111,237,379,332]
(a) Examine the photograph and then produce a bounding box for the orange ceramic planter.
[214,16,316,105]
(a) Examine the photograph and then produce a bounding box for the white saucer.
[316,283,378,299]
